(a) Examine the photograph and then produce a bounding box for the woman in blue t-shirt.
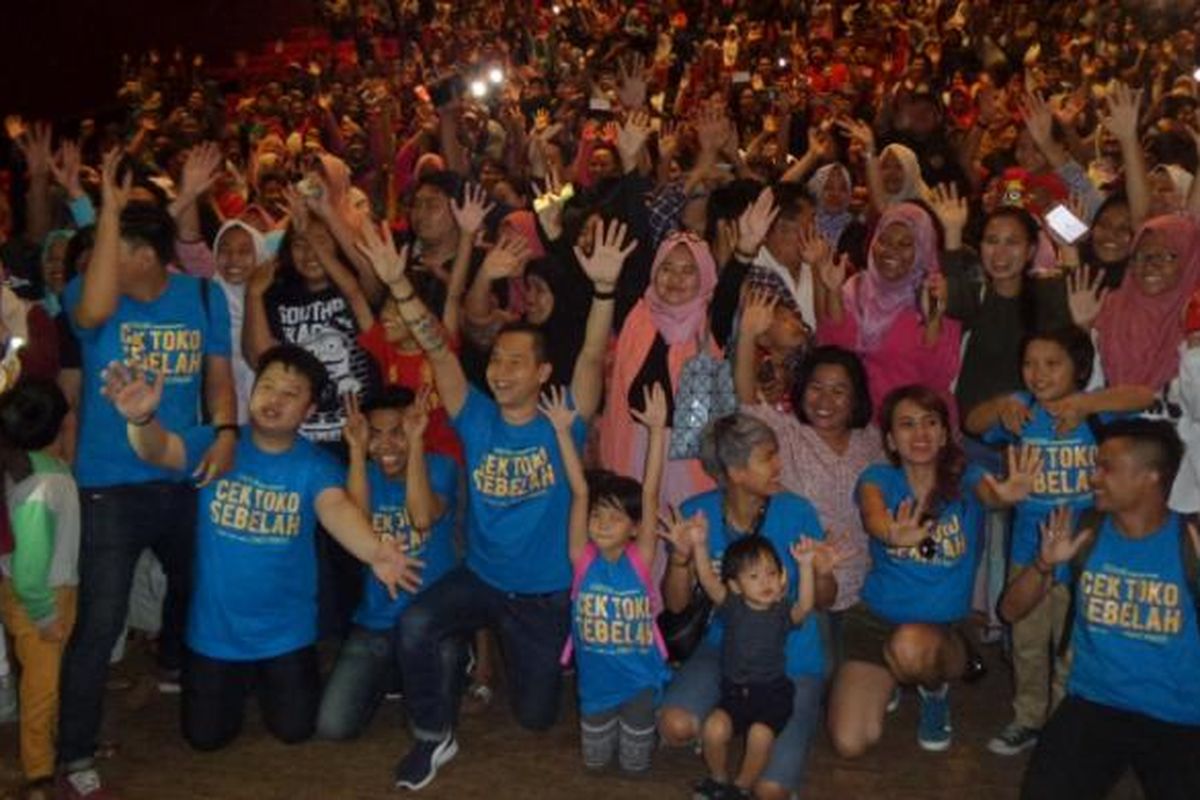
[828,384,1040,758]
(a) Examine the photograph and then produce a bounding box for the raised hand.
[736,186,779,257]
[1018,92,1056,152]
[739,287,778,339]
[481,232,532,280]
[616,109,653,168]
[450,182,495,237]
[98,147,133,215]
[658,507,708,560]
[836,117,876,155]
[14,121,53,177]
[100,361,164,423]
[997,393,1033,435]
[49,140,84,198]
[1067,263,1109,330]
[178,141,224,200]
[983,445,1044,505]
[532,168,570,241]
[3,114,27,143]
[246,256,278,297]
[1099,82,1142,145]
[574,218,637,290]
[807,125,837,162]
[928,182,969,239]
[696,103,731,156]
[1038,505,1092,566]
[283,184,312,236]
[1042,392,1091,436]
[356,221,410,287]
[402,385,432,444]
[537,385,577,432]
[790,536,821,568]
[630,383,669,430]
[342,392,369,454]
[886,497,932,548]
[371,539,424,598]
[616,52,648,110]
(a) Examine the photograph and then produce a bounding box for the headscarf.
[39,229,75,316]
[846,203,939,351]
[1095,214,1200,390]
[500,210,547,261]
[1150,164,1195,212]
[878,144,930,205]
[645,232,719,345]
[213,219,271,268]
[807,163,854,246]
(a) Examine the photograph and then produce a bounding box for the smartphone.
[588,97,612,112]
[732,71,752,85]
[1044,203,1089,245]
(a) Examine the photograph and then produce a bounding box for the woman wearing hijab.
[815,202,962,422]
[596,231,720,507]
[807,163,857,249]
[876,144,930,208]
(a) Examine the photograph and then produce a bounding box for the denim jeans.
[315,625,467,741]
[181,646,320,751]
[397,567,569,740]
[58,482,197,767]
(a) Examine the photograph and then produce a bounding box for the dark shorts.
[841,604,969,668]
[718,675,795,736]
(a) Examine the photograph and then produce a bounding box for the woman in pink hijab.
[817,202,962,422]
[597,231,720,507]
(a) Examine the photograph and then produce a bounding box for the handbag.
[669,330,736,460]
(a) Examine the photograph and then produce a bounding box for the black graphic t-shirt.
[264,283,381,444]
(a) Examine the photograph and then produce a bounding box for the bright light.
[488,67,504,85]
[552,4,561,14]
[469,79,488,99]
[8,337,24,351]
[778,57,788,68]
[1194,65,1200,81]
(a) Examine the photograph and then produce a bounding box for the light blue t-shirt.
[857,463,986,624]
[452,385,585,593]
[573,548,672,716]
[353,455,459,631]
[64,274,231,488]
[1068,513,1200,726]
[680,490,827,678]
[181,427,344,661]
[983,392,1116,582]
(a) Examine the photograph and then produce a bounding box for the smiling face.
[802,362,854,433]
[216,227,258,285]
[886,397,948,467]
[871,221,917,282]
[653,244,702,306]
[486,331,551,410]
[1090,202,1133,265]
[880,150,907,196]
[820,168,851,213]
[410,184,456,245]
[1131,230,1182,298]
[367,406,411,478]
[980,214,1034,284]
[524,273,554,325]
[249,362,316,436]
[1022,338,1077,404]
[1148,170,1184,216]
[42,238,69,293]
[1091,437,1153,513]
[588,500,636,552]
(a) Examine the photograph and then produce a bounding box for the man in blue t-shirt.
[97,344,420,756]
[1002,419,1200,799]
[56,154,239,800]
[367,218,635,790]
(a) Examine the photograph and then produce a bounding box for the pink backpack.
[560,542,670,665]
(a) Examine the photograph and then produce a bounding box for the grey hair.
[698,412,778,487]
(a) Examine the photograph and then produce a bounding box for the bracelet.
[129,413,155,428]
[593,287,616,301]
[214,424,240,438]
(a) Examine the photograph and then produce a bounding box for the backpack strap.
[1057,507,1105,658]
[625,544,670,662]
[560,543,600,666]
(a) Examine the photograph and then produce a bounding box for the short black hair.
[414,169,462,202]
[494,321,549,364]
[585,469,643,522]
[720,535,783,584]
[1096,418,1184,496]
[1021,327,1095,390]
[771,182,815,224]
[361,387,416,414]
[791,346,873,429]
[254,344,329,400]
[120,201,178,267]
[0,379,69,452]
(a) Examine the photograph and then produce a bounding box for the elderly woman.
[596,231,720,507]
[815,202,962,422]
[658,412,838,800]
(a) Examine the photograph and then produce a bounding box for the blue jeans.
[316,625,467,741]
[58,482,196,767]
[397,567,569,740]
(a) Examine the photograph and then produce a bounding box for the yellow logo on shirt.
[209,478,301,539]
[1026,439,1096,497]
[576,588,656,650]
[472,446,556,503]
[119,323,203,383]
[373,506,429,553]
[1081,567,1184,643]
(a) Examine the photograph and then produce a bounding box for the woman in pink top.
[814,202,961,425]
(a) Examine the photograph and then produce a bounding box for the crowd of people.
[1,0,1200,798]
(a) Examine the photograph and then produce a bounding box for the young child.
[0,380,78,800]
[541,382,671,774]
[686,515,821,800]
[965,327,1155,755]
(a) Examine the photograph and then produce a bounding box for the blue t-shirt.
[573,548,672,716]
[181,427,344,661]
[857,463,986,624]
[352,455,459,630]
[1068,513,1200,726]
[983,393,1116,582]
[452,385,585,593]
[680,490,826,678]
[64,274,232,488]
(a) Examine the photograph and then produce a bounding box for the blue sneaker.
[917,683,952,752]
[394,732,458,791]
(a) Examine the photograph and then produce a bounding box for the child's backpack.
[1057,509,1200,657]
[560,542,670,665]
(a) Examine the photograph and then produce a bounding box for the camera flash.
[778,57,788,68]
[469,79,488,99]
[489,67,504,85]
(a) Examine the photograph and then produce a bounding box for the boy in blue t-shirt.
[98,344,421,754]
[966,329,1154,756]
[1002,419,1200,799]
[315,387,461,741]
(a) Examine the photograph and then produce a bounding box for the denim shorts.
[662,643,823,791]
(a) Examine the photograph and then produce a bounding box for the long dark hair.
[980,206,1041,332]
[879,385,966,514]
[790,346,873,430]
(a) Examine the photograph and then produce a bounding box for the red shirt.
[358,322,463,464]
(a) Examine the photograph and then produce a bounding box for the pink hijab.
[645,232,719,345]
[501,210,547,261]
[1096,214,1200,390]
[846,203,940,351]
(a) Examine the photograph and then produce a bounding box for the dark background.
[0,0,318,120]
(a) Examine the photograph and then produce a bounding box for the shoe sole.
[987,738,1037,756]
[395,737,459,791]
[918,734,952,752]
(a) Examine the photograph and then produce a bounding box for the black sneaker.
[692,777,729,800]
[394,733,458,791]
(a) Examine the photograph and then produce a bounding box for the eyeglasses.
[1133,251,1178,267]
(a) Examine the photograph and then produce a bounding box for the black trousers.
[1021,695,1200,800]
